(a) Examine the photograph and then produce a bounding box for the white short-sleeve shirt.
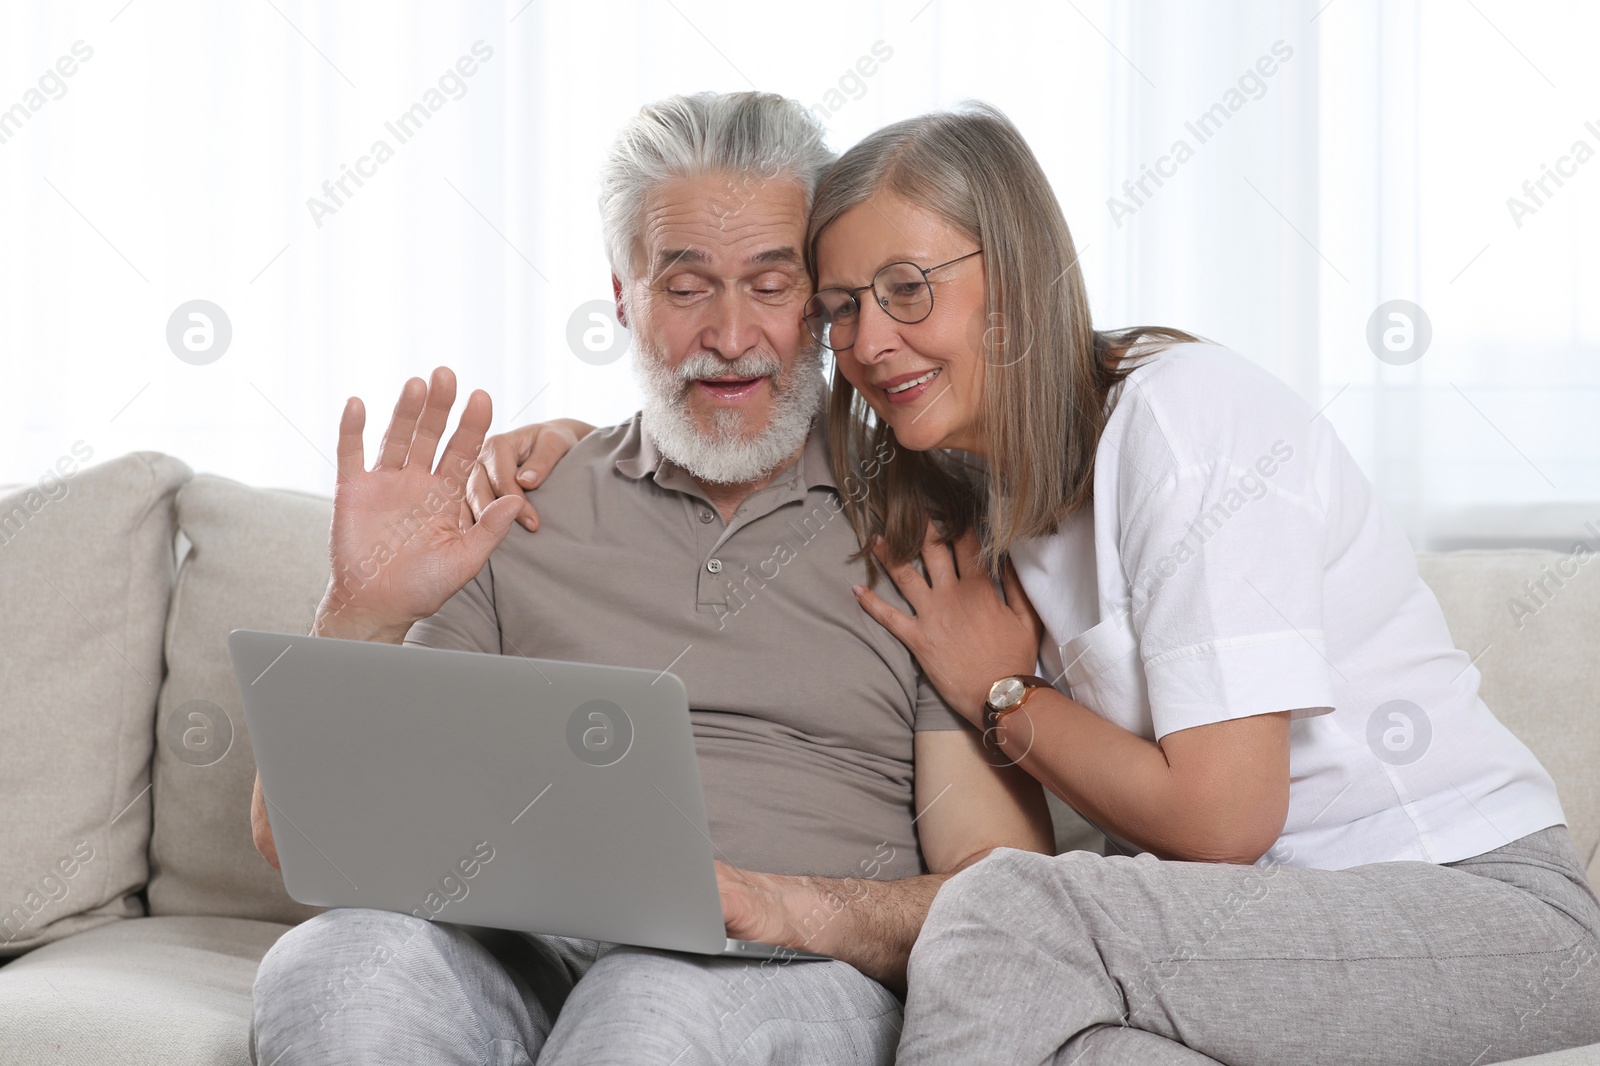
[1010,343,1565,870]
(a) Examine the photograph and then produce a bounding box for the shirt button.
[706,558,723,574]
[698,511,714,523]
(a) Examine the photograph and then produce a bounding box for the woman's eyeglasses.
[803,249,983,351]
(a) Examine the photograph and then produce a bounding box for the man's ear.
[612,273,628,331]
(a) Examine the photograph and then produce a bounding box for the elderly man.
[248,91,1052,1065]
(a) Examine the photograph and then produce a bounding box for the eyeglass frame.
[803,248,984,350]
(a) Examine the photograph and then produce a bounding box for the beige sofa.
[1,450,1596,1065]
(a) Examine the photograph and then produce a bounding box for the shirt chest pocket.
[1042,607,1154,741]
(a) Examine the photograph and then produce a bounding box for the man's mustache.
[670,351,784,385]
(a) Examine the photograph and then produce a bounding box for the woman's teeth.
[887,368,940,394]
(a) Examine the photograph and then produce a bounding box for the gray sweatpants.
[896,824,1600,1065]
[250,909,900,1065]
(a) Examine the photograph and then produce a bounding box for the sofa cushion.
[0,915,289,1065]
[147,475,331,925]
[0,451,190,957]
[1418,549,1600,870]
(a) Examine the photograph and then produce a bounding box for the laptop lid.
[229,629,729,954]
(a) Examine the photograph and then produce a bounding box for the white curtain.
[2,0,1593,549]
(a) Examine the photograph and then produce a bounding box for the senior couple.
[250,91,1600,1065]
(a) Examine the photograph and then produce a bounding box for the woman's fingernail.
[518,472,537,486]
[852,585,866,596]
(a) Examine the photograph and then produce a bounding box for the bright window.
[2,0,1591,549]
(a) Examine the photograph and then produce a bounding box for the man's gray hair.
[599,91,835,282]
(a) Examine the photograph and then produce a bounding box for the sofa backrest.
[1417,549,1599,881]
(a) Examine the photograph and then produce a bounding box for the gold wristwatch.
[982,674,1053,752]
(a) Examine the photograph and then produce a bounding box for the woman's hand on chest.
[853,522,1044,724]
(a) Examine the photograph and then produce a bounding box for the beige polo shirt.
[404,413,967,881]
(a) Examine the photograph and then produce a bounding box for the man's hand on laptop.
[716,860,806,948]
[315,365,527,644]
[465,418,595,531]
[715,858,952,994]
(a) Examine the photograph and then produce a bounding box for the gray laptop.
[228,629,828,961]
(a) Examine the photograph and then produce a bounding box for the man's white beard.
[636,340,824,485]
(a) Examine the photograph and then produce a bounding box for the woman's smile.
[877,366,942,403]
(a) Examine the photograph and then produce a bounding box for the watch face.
[989,676,1025,711]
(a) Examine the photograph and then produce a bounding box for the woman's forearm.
[991,690,1258,864]
[848,528,1283,864]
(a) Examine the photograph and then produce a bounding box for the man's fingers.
[456,494,523,566]
[335,396,366,485]
[521,425,580,490]
[714,859,752,929]
[918,520,956,586]
[437,388,494,491]
[408,366,458,473]
[465,462,495,523]
[376,376,427,470]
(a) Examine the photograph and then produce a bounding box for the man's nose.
[702,289,761,358]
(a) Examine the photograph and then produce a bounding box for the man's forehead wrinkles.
[714,210,805,242]
[645,202,802,235]
[645,215,798,242]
